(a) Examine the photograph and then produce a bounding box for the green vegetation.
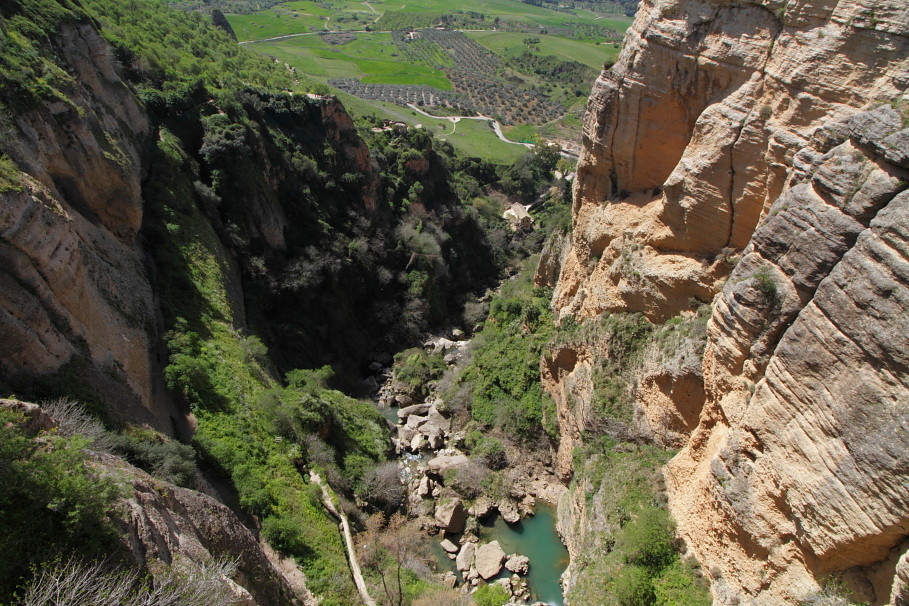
[110,427,198,488]
[473,583,511,606]
[252,33,453,88]
[0,407,125,596]
[753,267,778,299]
[454,257,556,440]
[567,439,710,606]
[142,127,383,603]
[0,154,22,192]
[467,31,619,70]
[0,0,82,111]
[228,2,331,40]
[83,0,318,103]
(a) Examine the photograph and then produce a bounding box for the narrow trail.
[240,28,394,44]
[309,470,377,606]
[405,103,534,149]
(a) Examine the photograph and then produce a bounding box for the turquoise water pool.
[480,502,569,605]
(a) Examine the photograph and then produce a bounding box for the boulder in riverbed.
[426,453,469,475]
[434,497,467,534]
[505,554,529,575]
[498,498,521,523]
[456,542,476,572]
[468,496,495,519]
[440,538,459,553]
[475,541,506,579]
[426,406,451,433]
[410,433,426,452]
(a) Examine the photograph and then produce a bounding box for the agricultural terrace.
[230,0,633,161]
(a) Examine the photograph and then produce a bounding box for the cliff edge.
[545,0,909,603]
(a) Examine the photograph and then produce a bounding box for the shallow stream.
[482,503,569,605]
[433,502,569,605]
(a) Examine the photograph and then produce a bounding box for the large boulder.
[405,414,429,429]
[475,541,506,580]
[498,498,521,524]
[456,542,476,572]
[426,453,469,475]
[505,554,530,575]
[426,406,451,433]
[434,497,467,534]
[468,496,496,519]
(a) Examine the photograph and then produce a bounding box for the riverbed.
[482,502,569,605]
[433,502,569,605]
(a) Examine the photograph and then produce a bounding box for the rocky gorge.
[1,0,908,604]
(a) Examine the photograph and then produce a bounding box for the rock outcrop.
[546,0,909,603]
[666,103,909,605]
[116,457,314,606]
[0,22,177,432]
[546,0,909,324]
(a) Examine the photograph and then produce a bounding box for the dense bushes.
[0,408,124,597]
[454,257,556,440]
[473,584,511,606]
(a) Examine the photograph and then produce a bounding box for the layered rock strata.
[667,103,909,605]
[544,0,909,603]
[546,0,909,324]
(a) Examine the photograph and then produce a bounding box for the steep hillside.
[0,0,550,602]
[543,0,909,604]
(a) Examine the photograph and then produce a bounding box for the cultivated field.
[230,0,633,162]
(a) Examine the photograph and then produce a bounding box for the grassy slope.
[228,3,330,40]
[252,33,453,88]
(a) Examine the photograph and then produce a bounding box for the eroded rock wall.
[547,0,909,603]
[667,104,909,605]
[0,23,174,430]
[548,0,909,323]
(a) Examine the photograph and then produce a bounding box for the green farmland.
[230,0,633,163]
[252,33,453,88]
[466,31,621,71]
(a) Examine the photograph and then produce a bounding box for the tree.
[358,513,429,606]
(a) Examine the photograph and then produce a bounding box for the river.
[432,502,569,605]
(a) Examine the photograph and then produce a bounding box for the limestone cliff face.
[548,0,909,323]
[546,0,909,603]
[667,103,909,605]
[0,23,174,431]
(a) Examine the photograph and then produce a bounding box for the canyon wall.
[0,23,173,430]
[547,0,909,603]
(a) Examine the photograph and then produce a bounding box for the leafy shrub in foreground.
[0,409,124,598]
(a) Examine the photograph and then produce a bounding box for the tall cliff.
[0,1,519,602]
[545,0,909,603]
[0,21,173,431]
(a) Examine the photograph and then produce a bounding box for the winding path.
[405,103,534,149]
[309,470,377,606]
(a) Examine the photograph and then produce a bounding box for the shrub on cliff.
[0,408,124,597]
[615,506,675,571]
[472,584,510,606]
